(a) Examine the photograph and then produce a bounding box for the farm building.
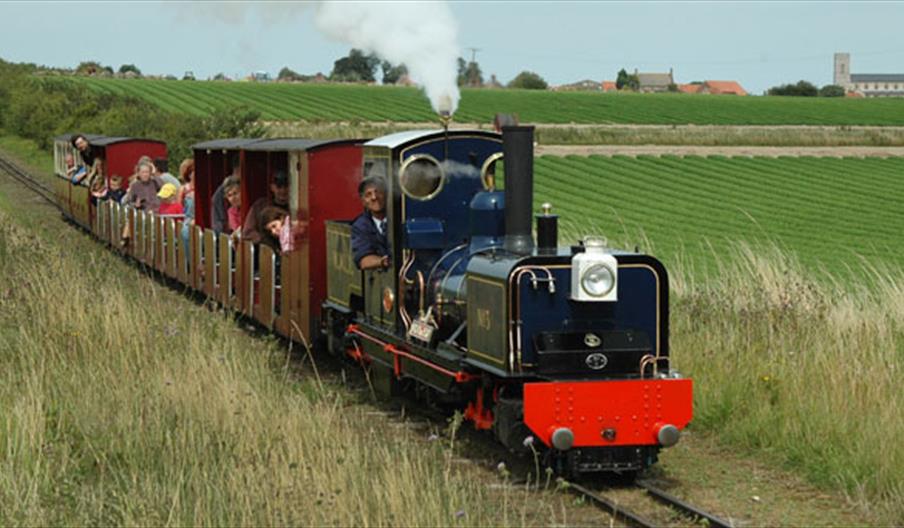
[834,53,904,97]
[678,81,748,95]
[635,69,674,93]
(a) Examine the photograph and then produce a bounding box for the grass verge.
[0,176,576,526]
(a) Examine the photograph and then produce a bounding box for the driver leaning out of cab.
[351,177,390,271]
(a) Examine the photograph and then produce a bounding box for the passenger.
[351,177,390,271]
[85,157,105,189]
[222,176,242,234]
[241,170,289,243]
[89,176,107,205]
[257,205,289,252]
[70,134,95,167]
[176,159,195,209]
[157,183,184,219]
[211,157,241,234]
[64,153,78,179]
[106,175,126,203]
[177,159,196,267]
[153,157,181,189]
[124,160,163,212]
[259,205,306,253]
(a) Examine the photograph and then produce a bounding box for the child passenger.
[222,176,242,234]
[258,205,307,253]
[107,175,126,203]
[157,183,184,219]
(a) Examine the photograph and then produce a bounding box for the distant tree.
[768,80,818,96]
[182,71,196,81]
[212,72,229,81]
[381,60,408,85]
[278,67,303,82]
[464,61,483,87]
[164,74,177,81]
[508,71,548,90]
[819,84,846,97]
[330,48,380,82]
[668,82,679,92]
[616,68,629,90]
[456,57,468,86]
[76,61,105,76]
[118,64,141,76]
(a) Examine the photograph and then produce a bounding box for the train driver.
[351,177,390,271]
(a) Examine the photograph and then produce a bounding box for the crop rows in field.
[534,155,904,275]
[68,77,904,126]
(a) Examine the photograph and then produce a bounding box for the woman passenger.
[125,160,163,212]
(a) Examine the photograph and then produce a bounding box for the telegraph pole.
[466,47,481,63]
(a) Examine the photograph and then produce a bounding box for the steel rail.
[636,480,735,528]
[0,153,60,209]
[567,481,658,528]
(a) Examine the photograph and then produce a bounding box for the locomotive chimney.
[502,125,535,255]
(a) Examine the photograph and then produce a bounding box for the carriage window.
[480,152,504,191]
[398,154,444,200]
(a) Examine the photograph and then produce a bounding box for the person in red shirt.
[157,183,184,219]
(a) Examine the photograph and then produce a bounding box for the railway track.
[0,152,59,208]
[569,480,735,528]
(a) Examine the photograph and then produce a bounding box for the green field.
[536,155,904,277]
[64,77,904,126]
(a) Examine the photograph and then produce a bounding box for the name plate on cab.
[408,319,435,344]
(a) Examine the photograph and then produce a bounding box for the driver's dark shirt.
[351,210,389,269]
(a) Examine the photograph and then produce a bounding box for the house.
[697,80,747,95]
[635,68,674,93]
[602,81,617,92]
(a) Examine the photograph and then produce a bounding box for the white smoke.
[314,1,461,116]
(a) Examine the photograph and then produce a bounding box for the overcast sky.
[2,1,904,94]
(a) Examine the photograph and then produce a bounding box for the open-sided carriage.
[191,137,365,342]
[53,134,167,236]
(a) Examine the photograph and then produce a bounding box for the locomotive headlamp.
[581,263,615,298]
[571,237,618,302]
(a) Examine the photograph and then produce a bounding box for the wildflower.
[496,461,507,473]
[427,433,439,442]
[455,510,466,519]
[522,435,535,447]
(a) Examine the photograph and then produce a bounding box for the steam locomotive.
[53,125,692,477]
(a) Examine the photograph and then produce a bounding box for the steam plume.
[314,1,461,115]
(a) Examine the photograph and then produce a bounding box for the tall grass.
[558,219,903,523]
[0,213,563,526]
[669,244,904,524]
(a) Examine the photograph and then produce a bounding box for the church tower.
[834,53,851,87]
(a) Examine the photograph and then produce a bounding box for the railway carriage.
[192,137,365,341]
[53,134,167,237]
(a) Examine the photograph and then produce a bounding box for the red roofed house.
[677,83,702,94]
[602,81,617,92]
[697,80,748,95]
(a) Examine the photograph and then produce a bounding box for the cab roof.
[364,129,500,150]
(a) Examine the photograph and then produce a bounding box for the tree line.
[0,58,264,161]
